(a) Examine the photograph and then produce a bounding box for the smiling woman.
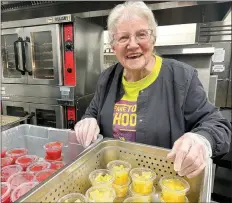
[74,1,231,179]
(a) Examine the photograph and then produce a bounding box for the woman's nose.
[127,35,139,49]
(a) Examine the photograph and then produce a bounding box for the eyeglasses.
[113,29,153,46]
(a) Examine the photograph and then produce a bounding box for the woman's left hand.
[167,133,209,178]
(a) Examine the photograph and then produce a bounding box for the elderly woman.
[75,1,231,178]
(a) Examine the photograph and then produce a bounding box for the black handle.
[22,37,32,75]
[14,37,25,75]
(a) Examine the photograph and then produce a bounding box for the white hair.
[107,1,158,44]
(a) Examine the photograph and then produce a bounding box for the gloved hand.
[74,118,100,148]
[167,132,211,178]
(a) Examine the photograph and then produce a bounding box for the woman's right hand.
[74,118,100,147]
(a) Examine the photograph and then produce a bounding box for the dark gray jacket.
[83,58,231,157]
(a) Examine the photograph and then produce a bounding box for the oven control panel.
[63,23,76,86]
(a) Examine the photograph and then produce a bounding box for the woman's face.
[112,16,155,71]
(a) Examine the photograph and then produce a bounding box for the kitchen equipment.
[19,139,212,202]
[1,14,103,129]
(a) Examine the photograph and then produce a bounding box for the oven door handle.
[14,37,25,75]
[22,37,32,75]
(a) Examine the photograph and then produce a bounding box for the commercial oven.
[1,14,103,129]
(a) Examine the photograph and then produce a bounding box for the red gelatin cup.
[1,147,7,158]
[44,142,63,160]
[27,161,51,173]
[6,148,28,163]
[1,182,11,203]
[35,169,55,183]
[7,171,35,191]
[11,182,38,202]
[1,157,14,168]
[1,165,23,182]
[44,155,63,162]
[50,161,65,170]
[15,155,38,171]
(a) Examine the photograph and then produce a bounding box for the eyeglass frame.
[112,29,154,46]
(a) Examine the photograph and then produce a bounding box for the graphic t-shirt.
[113,56,163,141]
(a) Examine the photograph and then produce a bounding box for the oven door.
[2,101,30,117]
[1,28,27,84]
[29,104,64,128]
[23,24,62,85]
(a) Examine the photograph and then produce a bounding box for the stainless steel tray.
[20,139,212,203]
[1,115,29,131]
[2,124,103,164]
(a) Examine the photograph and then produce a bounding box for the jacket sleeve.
[184,69,231,157]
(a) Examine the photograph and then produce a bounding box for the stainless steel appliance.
[1,14,103,129]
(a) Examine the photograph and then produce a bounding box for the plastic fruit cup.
[1,147,7,158]
[107,160,131,185]
[7,171,35,191]
[130,168,156,195]
[1,165,23,182]
[44,142,63,160]
[27,161,51,173]
[112,179,131,198]
[35,169,55,183]
[5,148,28,163]
[50,161,65,170]
[123,196,152,203]
[129,184,156,202]
[159,193,189,203]
[1,157,14,168]
[11,181,38,202]
[85,186,116,203]
[44,155,63,162]
[89,169,115,187]
[58,193,86,203]
[159,176,190,203]
[1,182,11,203]
[15,155,38,171]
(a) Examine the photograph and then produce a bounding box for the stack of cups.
[44,141,63,162]
[129,168,157,202]
[107,160,132,199]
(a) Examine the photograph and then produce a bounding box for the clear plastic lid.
[123,196,152,203]
[159,193,189,203]
[35,169,56,183]
[6,148,28,159]
[11,181,39,202]
[85,186,116,202]
[44,141,63,151]
[1,182,11,202]
[107,160,132,172]
[130,167,156,181]
[27,161,51,173]
[1,164,23,182]
[159,175,190,193]
[15,155,38,168]
[7,171,35,191]
[58,193,86,203]
[89,169,115,186]
[1,157,14,168]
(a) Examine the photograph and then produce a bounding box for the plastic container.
[27,161,51,173]
[1,165,23,182]
[11,182,38,202]
[7,171,35,191]
[50,161,65,170]
[130,168,156,195]
[5,148,28,163]
[1,147,7,158]
[1,157,14,168]
[85,186,116,202]
[89,169,115,187]
[159,193,189,203]
[123,196,152,203]
[107,160,132,185]
[15,155,38,171]
[112,179,131,198]
[58,193,86,203]
[35,169,56,183]
[44,141,63,160]
[129,184,156,202]
[159,176,190,203]
[1,182,11,203]
[44,155,63,162]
